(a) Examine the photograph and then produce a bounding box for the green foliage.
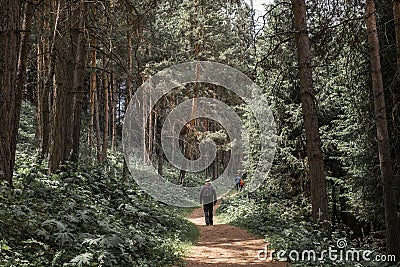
[7,0,400,265]
[253,0,384,229]
[144,0,253,74]
[218,193,391,267]
[0,159,198,266]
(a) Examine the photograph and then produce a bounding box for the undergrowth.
[217,192,395,267]
[0,102,199,266]
[0,159,198,266]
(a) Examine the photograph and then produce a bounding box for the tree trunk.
[37,1,52,159]
[291,0,330,223]
[123,11,134,178]
[43,1,60,164]
[142,87,148,163]
[0,0,21,187]
[94,77,102,161]
[213,150,219,180]
[49,1,75,172]
[366,0,400,259]
[88,6,97,152]
[36,6,50,158]
[179,137,186,184]
[49,33,66,172]
[36,40,43,150]
[179,169,186,185]
[147,95,153,161]
[49,32,72,172]
[71,0,87,162]
[126,13,133,103]
[13,1,35,172]
[395,1,400,75]
[392,0,400,183]
[154,111,164,176]
[111,72,117,150]
[101,54,109,162]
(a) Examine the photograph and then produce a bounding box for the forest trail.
[184,206,289,267]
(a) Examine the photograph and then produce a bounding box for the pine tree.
[291,0,329,224]
[365,0,400,259]
[0,0,21,187]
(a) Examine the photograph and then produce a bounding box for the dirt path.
[184,206,289,266]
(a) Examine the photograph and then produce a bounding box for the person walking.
[234,173,241,191]
[239,177,244,191]
[199,178,217,226]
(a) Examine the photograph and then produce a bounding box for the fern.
[70,252,92,266]
[42,219,67,232]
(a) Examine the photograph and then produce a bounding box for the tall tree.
[291,0,329,223]
[49,20,71,171]
[111,71,117,150]
[71,0,87,162]
[88,33,96,152]
[14,1,35,176]
[101,54,110,162]
[0,0,21,187]
[366,0,400,259]
[36,1,53,160]
[393,1,400,164]
[394,1,400,76]
[49,0,86,171]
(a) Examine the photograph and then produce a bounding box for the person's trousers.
[203,203,214,225]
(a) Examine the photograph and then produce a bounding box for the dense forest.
[1,0,400,266]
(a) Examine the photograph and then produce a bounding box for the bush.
[0,160,198,267]
[217,192,391,267]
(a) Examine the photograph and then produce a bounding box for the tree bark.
[49,32,70,172]
[37,2,52,160]
[111,72,117,150]
[49,0,76,172]
[0,0,21,187]
[71,0,87,162]
[43,0,60,166]
[36,9,49,158]
[392,0,400,182]
[13,1,35,173]
[291,0,330,223]
[123,10,134,178]
[94,75,102,161]
[101,54,109,162]
[366,0,400,259]
[126,12,133,103]
[88,5,97,153]
[395,2,400,75]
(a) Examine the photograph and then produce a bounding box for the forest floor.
[184,205,289,267]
